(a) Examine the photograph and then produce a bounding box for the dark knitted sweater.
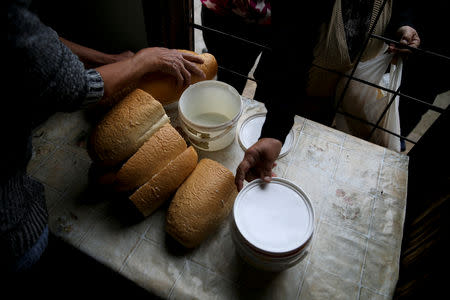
[2,0,104,270]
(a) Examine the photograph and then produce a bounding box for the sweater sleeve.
[7,1,104,113]
[258,1,329,143]
[82,69,105,107]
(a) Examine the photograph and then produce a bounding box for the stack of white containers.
[231,178,315,272]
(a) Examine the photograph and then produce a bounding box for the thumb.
[261,159,275,183]
[400,36,409,45]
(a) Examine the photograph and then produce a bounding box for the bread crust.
[88,89,169,166]
[114,123,187,193]
[166,158,238,248]
[130,146,198,217]
[138,51,218,105]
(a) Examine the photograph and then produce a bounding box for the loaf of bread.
[166,158,238,248]
[88,89,169,167]
[138,50,218,105]
[114,123,187,192]
[88,82,138,117]
[130,146,198,217]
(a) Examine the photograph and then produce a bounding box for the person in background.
[200,0,272,97]
[3,0,205,273]
[235,0,420,191]
[395,0,449,150]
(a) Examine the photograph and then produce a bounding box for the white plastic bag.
[335,53,403,152]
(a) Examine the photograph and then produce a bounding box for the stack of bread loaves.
[88,88,199,217]
[88,58,237,247]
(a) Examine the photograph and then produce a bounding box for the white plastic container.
[232,178,315,272]
[178,80,243,151]
[238,113,295,158]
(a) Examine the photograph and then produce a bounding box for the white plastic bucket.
[232,178,315,272]
[178,80,243,151]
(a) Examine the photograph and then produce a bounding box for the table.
[28,97,409,299]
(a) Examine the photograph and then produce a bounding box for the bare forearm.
[59,37,120,67]
[95,47,205,103]
[95,55,146,100]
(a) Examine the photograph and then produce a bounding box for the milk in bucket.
[178,81,242,151]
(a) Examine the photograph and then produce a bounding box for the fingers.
[235,159,277,191]
[184,59,206,79]
[235,147,259,191]
[234,141,281,191]
[177,62,192,89]
[172,67,185,90]
[389,26,421,55]
[180,52,206,79]
[408,34,420,49]
[388,42,412,55]
[399,30,412,45]
[388,40,412,55]
[141,48,206,88]
[397,33,413,54]
[261,159,274,183]
[168,59,193,89]
[235,159,251,192]
[182,52,204,64]
[168,51,205,88]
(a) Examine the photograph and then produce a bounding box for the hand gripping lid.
[238,113,294,158]
[233,178,314,254]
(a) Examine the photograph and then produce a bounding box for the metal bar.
[190,22,272,51]
[190,20,445,114]
[370,34,450,61]
[336,110,417,144]
[367,86,401,139]
[333,0,389,113]
[397,92,445,114]
[189,4,444,147]
[312,63,445,113]
[218,66,258,82]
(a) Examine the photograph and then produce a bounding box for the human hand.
[235,138,282,191]
[388,26,420,55]
[109,50,135,63]
[59,37,135,67]
[135,47,206,89]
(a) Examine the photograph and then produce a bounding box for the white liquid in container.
[178,80,243,151]
[192,112,230,126]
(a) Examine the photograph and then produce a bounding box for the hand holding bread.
[138,50,218,105]
[94,48,216,111]
[134,47,206,89]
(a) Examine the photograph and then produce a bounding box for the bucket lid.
[238,113,294,158]
[233,178,314,254]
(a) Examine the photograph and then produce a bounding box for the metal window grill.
[145,0,449,151]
